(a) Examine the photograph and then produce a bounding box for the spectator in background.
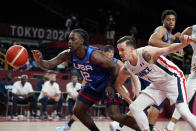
[71,15,79,29]
[0,44,6,53]
[29,57,39,71]
[128,25,148,48]
[19,58,30,71]
[65,15,72,32]
[12,75,38,119]
[0,72,14,116]
[35,73,50,91]
[66,75,81,118]
[38,73,63,119]
[65,14,79,40]
[105,15,116,46]
[129,25,138,42]
[0,44,7,69]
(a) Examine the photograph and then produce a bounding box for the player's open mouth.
[68,45,72,49]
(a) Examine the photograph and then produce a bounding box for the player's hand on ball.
[31,50,43,63]
[105,86,115,99]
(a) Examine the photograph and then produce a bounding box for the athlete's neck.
[163,25,173,33]
[129,50,138,66]
[75,46,87,60]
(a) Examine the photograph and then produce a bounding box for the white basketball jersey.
[190,25,196,75]
[124,47,185,86]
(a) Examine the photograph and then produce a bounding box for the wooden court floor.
[0,120,192,131]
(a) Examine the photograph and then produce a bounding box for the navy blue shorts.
[77,83,124,107]
[78,85,104,106]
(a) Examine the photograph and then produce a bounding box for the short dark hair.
[71,75,78,79]
[117,36,136,48]
[161,9,177,21]
[72,28,89,45]
[103,45,114,52]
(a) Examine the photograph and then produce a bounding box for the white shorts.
[186,73,196,102]
[142,77,188,106]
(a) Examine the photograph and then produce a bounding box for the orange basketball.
[6,45,28,68]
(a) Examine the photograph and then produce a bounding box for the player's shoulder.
[91,49,102,57]
[142,45,157,51]
[154,26,167,33]
[86,46,100,56]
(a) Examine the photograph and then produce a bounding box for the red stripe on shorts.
[79,92,99,104]
[158,56,188,104]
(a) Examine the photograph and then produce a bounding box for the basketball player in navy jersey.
[146,9,183,131]
[32,28,138,131]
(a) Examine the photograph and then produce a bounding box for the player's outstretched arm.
[148,27,171,47]
[31,49,71,70]
[144,35,191,62]
[115,65,132,104]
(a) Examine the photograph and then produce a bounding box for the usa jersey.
[124,47,185,86]
[72,46,111,92]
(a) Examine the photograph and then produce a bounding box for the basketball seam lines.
[10,47,25,66]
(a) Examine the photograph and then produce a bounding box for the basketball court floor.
[0,118,192,131]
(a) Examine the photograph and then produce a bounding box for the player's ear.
[80,39,84,45]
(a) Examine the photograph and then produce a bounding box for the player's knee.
[176,103,190,119]
[178,108,189,118]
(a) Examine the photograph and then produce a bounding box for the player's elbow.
[148,39,157,46]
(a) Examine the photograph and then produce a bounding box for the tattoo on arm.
[143,50,152,62]
[122,66,130,75]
